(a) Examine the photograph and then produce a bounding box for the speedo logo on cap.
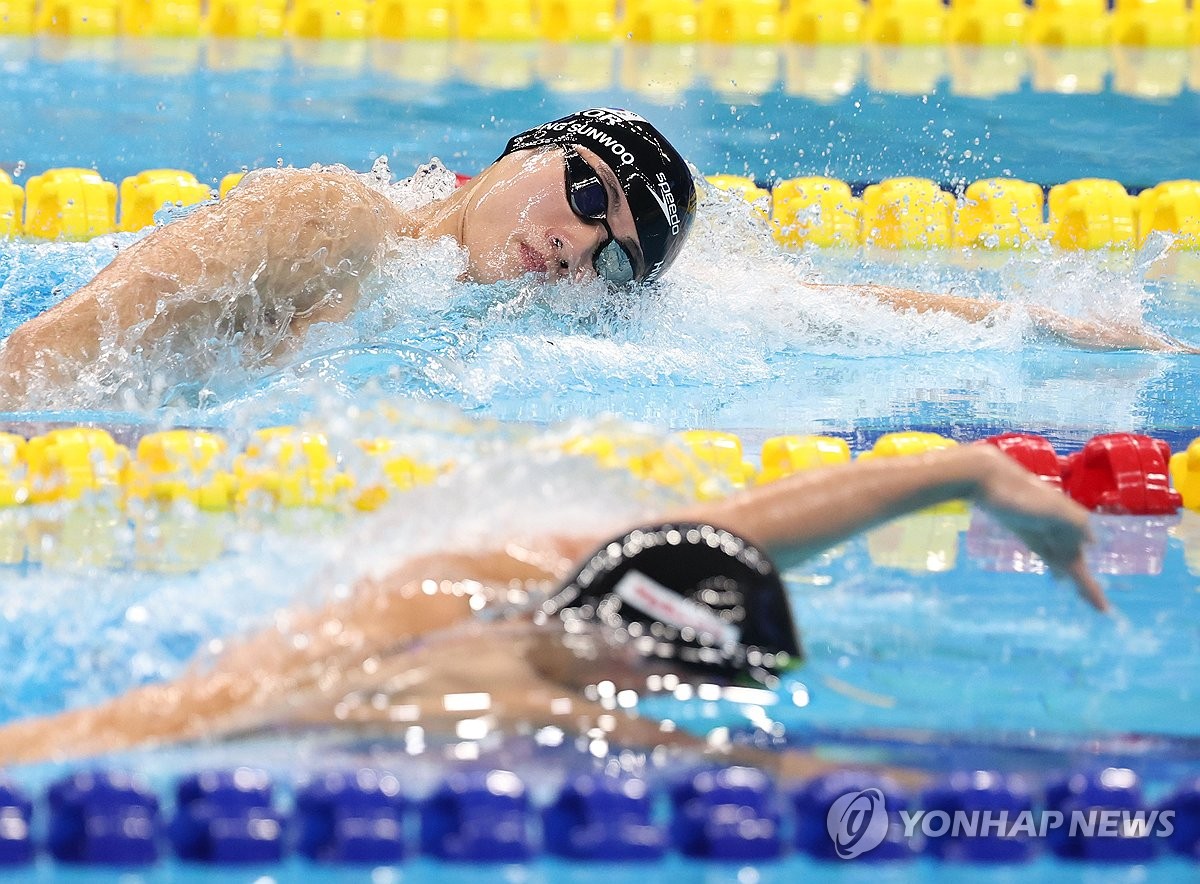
[651,172,681,235]
[613,570,739,645]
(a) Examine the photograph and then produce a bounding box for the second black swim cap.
[538,523,803,684]
[499,108,697,284]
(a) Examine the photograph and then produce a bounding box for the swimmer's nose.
[551,226,606,281]
[549,235,582,280]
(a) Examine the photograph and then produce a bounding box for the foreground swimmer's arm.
[839,283,1197,353]
[0,445,1100,765]
[0,548,551,764]
[0,167,408,402]
[672,442,1105,611]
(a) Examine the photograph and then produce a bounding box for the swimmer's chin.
[458,261,550,286]
[458,263,521,285]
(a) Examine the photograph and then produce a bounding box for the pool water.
[1,35,1199,879]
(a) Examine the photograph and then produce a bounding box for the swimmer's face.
[459,146,644,285]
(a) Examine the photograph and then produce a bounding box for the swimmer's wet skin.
[0,107,1197,407]
[0,444,1103,778]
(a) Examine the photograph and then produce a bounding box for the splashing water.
[0,410,681,721]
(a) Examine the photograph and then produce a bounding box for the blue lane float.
[295,769,408,864]
[0,765,1196,866]
[543,773,666,861]
[170,768,285,864]
[671,766,782,861]
[46,770,160,866]
[921,771,1035,863]
[0,780,33,865]
[793,770,916,861]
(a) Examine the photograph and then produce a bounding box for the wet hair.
[537,523,803,685]
[499,108,698,284]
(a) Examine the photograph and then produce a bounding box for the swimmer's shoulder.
[225,165,409,238]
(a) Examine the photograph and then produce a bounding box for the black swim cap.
[499,108,697,284]
[539,523,803,684]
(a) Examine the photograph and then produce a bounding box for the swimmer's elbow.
[1,322,39,369]
[0,326,41,403]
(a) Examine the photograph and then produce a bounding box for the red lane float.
[979,432,1063,490]
[982,431,1181,515]
[1062,433,1181,515]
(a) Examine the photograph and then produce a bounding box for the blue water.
[1,35,1199,878]
[3,40,1199,188]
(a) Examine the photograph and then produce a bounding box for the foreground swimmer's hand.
[970,445,1106,612]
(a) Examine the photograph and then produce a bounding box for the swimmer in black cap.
[398,106,695,285]
[0,107,699,400]
[1,106,1193,404]
[0,442,1104,777]
[543,522,803,687]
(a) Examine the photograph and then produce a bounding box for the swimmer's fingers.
[1067,557,1109,613]
[976,446,1107,611]
[1043,553,1109,613]
[1008,522,1107,612]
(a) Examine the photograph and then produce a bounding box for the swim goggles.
[562,145,640,285]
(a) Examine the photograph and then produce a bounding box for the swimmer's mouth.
[518,242,548,275]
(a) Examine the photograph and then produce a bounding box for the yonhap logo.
[827,788,889,859]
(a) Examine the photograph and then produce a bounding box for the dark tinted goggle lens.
[563,146,639,285]
[563,145,608,219]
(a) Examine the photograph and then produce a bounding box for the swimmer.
[0,443,1104,778]
[0,108,1194,404]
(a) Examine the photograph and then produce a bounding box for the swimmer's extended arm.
[671,443,1106,611]
[838,283,1196,353]
[0,546,565,764]
[0,167,407,401]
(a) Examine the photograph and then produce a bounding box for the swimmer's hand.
[834,283,1198,354]
[972,445,1107,612]
[1026,306,1200,354]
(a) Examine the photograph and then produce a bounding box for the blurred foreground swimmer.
[0,106,1195,404]
[0,444,1106,777]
